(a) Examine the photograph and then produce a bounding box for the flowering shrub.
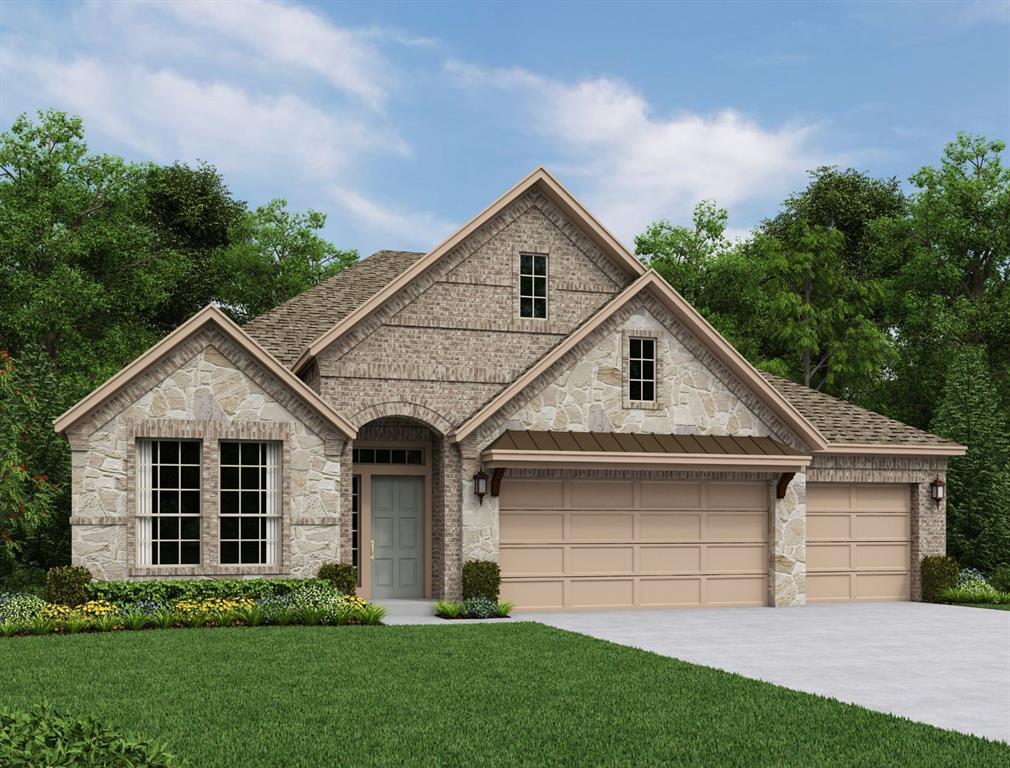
[957,567,987,587]
[0,592,45,624]
[80,600,119,617]
[461,597,496,619]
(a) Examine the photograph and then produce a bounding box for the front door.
[371,476,424,599]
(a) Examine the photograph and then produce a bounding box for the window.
[352,475,361,586]
[137,440,201,566]
[519,253,547,319]
[352,448,423,465]
[219,441,281,566]
[628,337,656,402]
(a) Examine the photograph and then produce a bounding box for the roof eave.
[53,306,358,439]
[481,449,811,472]
[816,443,967,457]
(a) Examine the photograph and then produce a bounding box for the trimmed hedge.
[317,562,357,595]
[462,560,500,601]
[0,705,185,766]
[921,555,959,603]
[45,566,92,606]
[86,578,332,605]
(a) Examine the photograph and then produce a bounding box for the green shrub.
[921,555,959,602]
[462,560,500,601]
[494,601,513,618]
[45,566,92,606]
[87,577,331,605]
[461,596,496,619]
[990,564,1010,593]
[433,600,463,619]
[0,566,46,597]
[0,592,45,624]
[0,705,186,767]
[317,562,357,595]
[940,584,1010,605]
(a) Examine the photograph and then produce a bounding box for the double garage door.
[499,477,911,610]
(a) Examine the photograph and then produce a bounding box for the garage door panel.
[501,477,768,610]
[855,572,909,600]
[639,545,701,574]
[707,544,766,573]
[706,576,767,606]
[500,479,564,509]
[639,578,702,607]
[501,579,564,609]
[808,543,852,571]
[705,512,767,542]
[570,482,634,509]
[570,579,634,608]
[807,483,911,604]
[569,512,634,540]
[499,546,564,576]
[854,543,909,570]
[568,546,634,574]
[806,514,852,541]
[640,482,701,509]
[853,484,911,512]
[640,512,701,541]
[500,512,564,542]
[852,514,909,540]
[706,482,765,509]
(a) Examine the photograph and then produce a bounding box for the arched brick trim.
[350,401,453,437]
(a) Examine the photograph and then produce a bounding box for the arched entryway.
[349,414,450,601]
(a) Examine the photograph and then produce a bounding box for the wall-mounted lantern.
[930,477,946,505]
[473,470,489,505]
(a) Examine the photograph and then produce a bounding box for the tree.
[635,200,729,308]
[931,346,1010,571]
[221,199,357,323]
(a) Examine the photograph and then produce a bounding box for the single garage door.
[499,477,768,610]
[806,483,911,602]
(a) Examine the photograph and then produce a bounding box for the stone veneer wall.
[68,330,344,580]
[770,471,806,607]
[808,454,947,601]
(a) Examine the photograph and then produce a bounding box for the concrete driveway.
[533,602,1010,742]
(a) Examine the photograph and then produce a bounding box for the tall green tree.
[931,346,1010,571]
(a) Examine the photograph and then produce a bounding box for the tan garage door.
[806,483,911,602]
[499,477,768,610]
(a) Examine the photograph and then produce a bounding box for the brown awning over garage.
[482,430,811,473]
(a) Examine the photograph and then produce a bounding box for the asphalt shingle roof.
[761,372,957,447]
[243,251,958,448]
[244,250,424,367]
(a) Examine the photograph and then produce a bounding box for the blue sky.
[2,0,1008,256]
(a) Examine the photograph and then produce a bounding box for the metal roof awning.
[481,430,811,473]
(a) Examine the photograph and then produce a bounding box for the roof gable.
[290,167,647,374]
[54,306,357,438]
[453,271,830,451]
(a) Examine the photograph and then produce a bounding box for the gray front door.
[371,476,424,599]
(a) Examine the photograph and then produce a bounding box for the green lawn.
[961,603,1010,611]
[0,623,1006,767]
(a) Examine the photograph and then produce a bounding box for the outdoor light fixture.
[473,469,489,504]
[930,477,946,505]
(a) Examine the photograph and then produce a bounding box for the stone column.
[768,470,806,607]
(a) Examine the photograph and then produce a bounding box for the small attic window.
[519,253,547,319]
[629,337,656,402]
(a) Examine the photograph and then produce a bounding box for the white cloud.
[330,187,457,248]
[446,61,833,242]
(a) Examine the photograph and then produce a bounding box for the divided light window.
[352,475,361,586]
[629,337,656,402]
[219,441,281,566]
[352,448,423,465]
[136,440,201,566]
[519,253,547,319]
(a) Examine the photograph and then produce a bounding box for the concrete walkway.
[378,599,517,625]
[532,602,1010,743]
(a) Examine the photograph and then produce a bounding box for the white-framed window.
[219,441,281,565]
[519,253,548,319]
[628,337,656,402]
[352,475,361,586]
[136,439,201,566]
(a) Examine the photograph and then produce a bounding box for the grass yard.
[0,622,1006,767]
[961,603,1010,611]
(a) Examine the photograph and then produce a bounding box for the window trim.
[518,252,548,320]
[622,330,663,410]
[136,438,202,567]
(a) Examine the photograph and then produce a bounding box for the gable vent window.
[519,253,548,319]
[219,441,281,566]
[629,337,656,402]
[136,439,201,566]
